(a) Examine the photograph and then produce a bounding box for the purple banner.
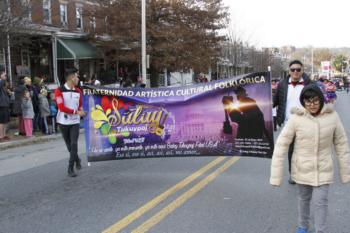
[83,72,274,162]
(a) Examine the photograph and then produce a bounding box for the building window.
[90,16,96,32]
[0,49,5,68]
[104,16,109,33]
[21,50,30,68]
[21,0,32,21]
[43,0,51,23]
[76,7,83,29]
[60,4,68,26]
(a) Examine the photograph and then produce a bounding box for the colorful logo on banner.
[90,96,172,144]
[83,73,274,162]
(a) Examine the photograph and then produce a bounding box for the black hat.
[300,84,325,112]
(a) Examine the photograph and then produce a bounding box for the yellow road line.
[131,157,240,233]
[102,156,226,233]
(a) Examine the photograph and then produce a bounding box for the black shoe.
[288,177,296,185]
[76,159,82,170]
[68,167,77,177]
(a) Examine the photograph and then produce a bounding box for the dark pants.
[288,139,295,174]
[273,116,278,131]
[41,117,48,134]
[33,112,41,131]
[59,124,80,168]
[49,116,57,133]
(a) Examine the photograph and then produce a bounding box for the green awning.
[57,38,99,60]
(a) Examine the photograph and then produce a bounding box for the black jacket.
[0,79,10,107]
[273,74,312,126]
[13,84,27,115]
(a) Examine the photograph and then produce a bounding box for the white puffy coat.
[270,105,350,186]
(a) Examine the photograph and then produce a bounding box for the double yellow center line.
[102,156,240,233]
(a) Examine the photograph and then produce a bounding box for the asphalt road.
[1,92,350,233]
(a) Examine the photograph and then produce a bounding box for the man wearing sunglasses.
[274,60,312,184]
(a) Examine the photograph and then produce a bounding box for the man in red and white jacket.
[55,67,86,177]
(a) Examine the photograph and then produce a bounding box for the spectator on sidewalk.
[49,92,57,134]
[32,77,43,132]
[39,88,50,135]
[273,60,312,185]
[93,79,101,86]
[270,84,350,233]
[21,90,34,137]
[135,76,146,88]
[0,66,11,142]
[23,77,39,132]
[55,67,86,177]
[123,78,133,88]
[13,77,27,136]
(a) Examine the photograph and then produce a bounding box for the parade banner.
[83,72,274,162]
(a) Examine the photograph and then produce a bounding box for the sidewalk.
[1,117,85,151]
[0,129,63,151]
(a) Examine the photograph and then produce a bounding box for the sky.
[223,0,350,48]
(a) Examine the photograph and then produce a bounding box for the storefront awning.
[57,38,100,60]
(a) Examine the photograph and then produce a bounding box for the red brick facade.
[9,0,104,33]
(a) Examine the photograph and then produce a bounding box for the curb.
[0,129,85,151]
[0,134,62,151]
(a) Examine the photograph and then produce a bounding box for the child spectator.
[39,89,50,134]
[49,92,58,134]
[21,90,34,137]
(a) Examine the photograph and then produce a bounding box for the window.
[0,50,5,68]
[21,0,32,21]
[21,50,30,68]
[76,7,83,29]
[90,16,96,32]
[43,0,51,23]
[0,1,7,11]
[60,4,68,26]
[104,16,109,33]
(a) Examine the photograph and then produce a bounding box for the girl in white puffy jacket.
[270,84,350,233]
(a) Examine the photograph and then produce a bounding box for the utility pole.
[311,47,314,78]
[141,0,147,85]
[6,0,12,85]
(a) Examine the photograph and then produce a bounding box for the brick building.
[1,0,106,86]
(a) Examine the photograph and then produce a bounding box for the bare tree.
[225,23,276,76]
[0,0,34,47]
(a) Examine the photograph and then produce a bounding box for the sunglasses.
[290,68,302,72]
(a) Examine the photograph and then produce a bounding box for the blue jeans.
[41,117,48,134]
[33,112,41,131]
